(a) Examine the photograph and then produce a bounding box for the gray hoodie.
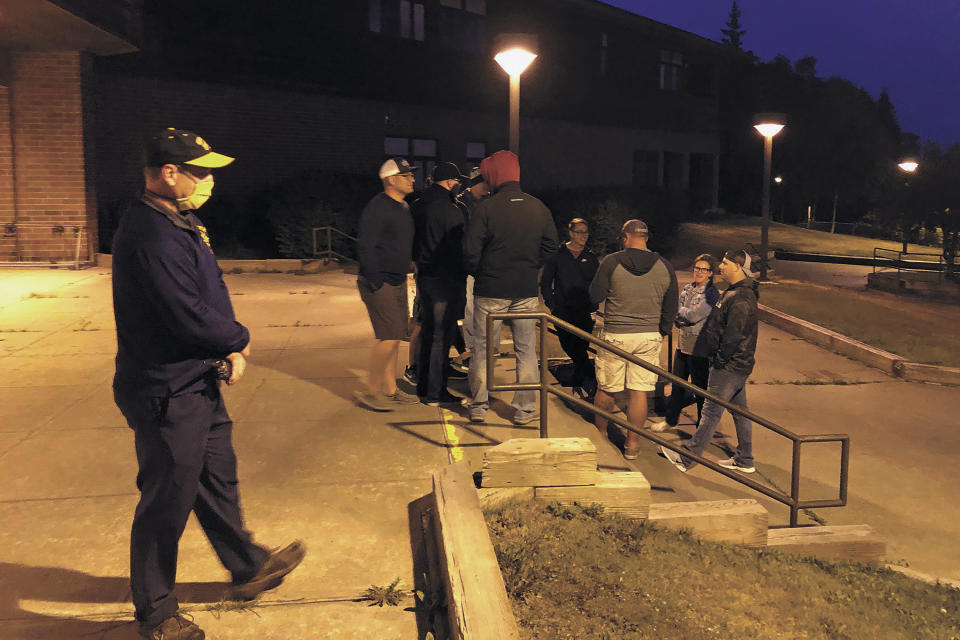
[589,248,678,334]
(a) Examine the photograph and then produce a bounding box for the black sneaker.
[446,364,468,380]
[450,357,470,374]
[423,391,462,406]
[228,540,307,601]
[403,366,418,385]
[718,458,756,473]
[139,614,204,640]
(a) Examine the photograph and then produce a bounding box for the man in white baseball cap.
[354,157,420,411]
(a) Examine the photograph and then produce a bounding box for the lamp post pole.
[897,159,919,255]
[760,134,773,280]
[509,73,520,154]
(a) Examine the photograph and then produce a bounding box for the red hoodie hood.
[480,150,520,188]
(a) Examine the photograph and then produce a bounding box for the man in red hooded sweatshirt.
[462,150,559,424]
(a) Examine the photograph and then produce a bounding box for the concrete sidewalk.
[1,266,958,639]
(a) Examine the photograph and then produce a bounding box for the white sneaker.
[650,420,671,433]
[717,458,756,474]
[659,445,689,473]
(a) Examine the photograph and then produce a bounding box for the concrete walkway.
[0,266,958,639]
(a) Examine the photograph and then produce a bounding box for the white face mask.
[176,176,214,212]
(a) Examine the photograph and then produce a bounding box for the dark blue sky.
[601,0,960,147]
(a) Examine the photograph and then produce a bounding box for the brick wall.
[1,51,96,264]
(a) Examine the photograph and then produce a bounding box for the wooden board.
[478,486,535,511]
[648,499,768,548]
[432,461,521,640]
[535,471,651,519]
[767,524,885,563]
[481,437,598,488]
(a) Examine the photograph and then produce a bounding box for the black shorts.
[358,277,409,340]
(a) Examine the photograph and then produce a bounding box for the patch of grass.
[759,282,960,366]
[485,499,960,640]
[673,216,934,267]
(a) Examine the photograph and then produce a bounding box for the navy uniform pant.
[115,382,268,628]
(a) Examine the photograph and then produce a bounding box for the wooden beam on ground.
[648,499,768,547]
[432,461,520,640]
[478,487,535,510]
[766,524,885,563]
[535,471,651,519]
[481,437,598,488]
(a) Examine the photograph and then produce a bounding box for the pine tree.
[721,2,746,51]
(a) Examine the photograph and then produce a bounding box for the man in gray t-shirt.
[588,219,678,459]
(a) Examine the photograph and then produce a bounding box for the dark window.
[663,152,684,191]
[633,150,659,188]
[371,1,424,41]
[466,142,486,160]
[438,0,486,52]
[659,50,684,91]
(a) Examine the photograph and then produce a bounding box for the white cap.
[378,157,416,179]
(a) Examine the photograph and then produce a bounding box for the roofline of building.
[557,0,725,50]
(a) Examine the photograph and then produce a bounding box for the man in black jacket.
[413,162,467,405]
[540,217,600,396]
[463,150,558,424]
[661,248,759,474]
[113,128,304,640]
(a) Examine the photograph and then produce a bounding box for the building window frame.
[659,49,684,91]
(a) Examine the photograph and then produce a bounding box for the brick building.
[0,0,140,265]
[3,0,725,264]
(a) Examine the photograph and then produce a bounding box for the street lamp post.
[897,158,919,254]
[494,34,537,155]
[753,113,786,281]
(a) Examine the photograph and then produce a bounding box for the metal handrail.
[873,246,944,281]
[485,311,850,527]
[311,226,357,263]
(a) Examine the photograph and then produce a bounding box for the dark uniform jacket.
[540,244,599,313]
[112,196,249,397]
[693,277,759,375]
[412,183,466,281]
[463,181,558,299]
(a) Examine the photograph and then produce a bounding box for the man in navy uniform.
[112,128,305,640]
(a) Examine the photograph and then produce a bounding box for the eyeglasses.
[693,266,712,273]
[570,230,589,235]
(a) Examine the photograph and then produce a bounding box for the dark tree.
[721,2,746,51]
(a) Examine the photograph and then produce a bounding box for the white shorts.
[595,330,663,392]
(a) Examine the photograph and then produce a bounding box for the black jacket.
[693,277,759,374]
[540,243,599,312]
[112,196,249,397]
[463,182,558,299]
[412,183,466,280]
[357,192,414,290]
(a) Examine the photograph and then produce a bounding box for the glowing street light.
[753,112,787,281]
[494,34,538,155]
[897,158,920,253]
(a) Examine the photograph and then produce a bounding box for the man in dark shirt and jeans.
[540,217,600,396]
[355,157,420,411]
[113,128,304,640]
[661,248,759,474]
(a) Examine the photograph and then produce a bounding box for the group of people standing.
[354,150,558,425]
[354,149,761,477]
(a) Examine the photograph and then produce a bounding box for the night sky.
[601,0,960,148]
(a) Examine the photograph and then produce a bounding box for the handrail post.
[790,440,801,527]
[539,317,548,438]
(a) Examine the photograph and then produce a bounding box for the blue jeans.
[469,296,539,416]
[682,366,754,467]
